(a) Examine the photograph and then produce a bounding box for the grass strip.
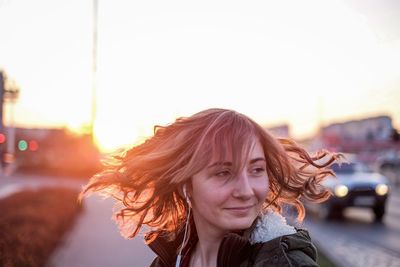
[0,187,82,267]
[318,249,337,267]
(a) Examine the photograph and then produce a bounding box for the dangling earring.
[175,185,192,267]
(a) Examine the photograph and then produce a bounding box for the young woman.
[81,108,339,267]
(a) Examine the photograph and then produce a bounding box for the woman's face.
[189,139,269,237]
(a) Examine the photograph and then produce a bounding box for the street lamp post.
[90,0,98,142]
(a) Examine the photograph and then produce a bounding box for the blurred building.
[266,124,290,138]
[322,116,393,143]
[320,115,399,164]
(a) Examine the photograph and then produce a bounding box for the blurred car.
[312,162,390,221]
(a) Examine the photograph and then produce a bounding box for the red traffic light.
[0,133,5,144]
[29,140,39,151]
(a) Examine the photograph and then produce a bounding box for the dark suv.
[316,162,390,221]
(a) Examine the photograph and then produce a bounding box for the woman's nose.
[232,172,254,199]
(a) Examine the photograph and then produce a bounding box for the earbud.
[183,184,188,199]
[183,184,191,206]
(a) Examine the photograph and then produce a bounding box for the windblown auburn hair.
[80,108,340,242]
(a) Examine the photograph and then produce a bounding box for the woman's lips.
[224,204,256,215]
[225,204,255,210]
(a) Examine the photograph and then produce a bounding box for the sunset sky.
[1,0,399,151]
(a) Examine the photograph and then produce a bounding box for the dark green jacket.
[148,229,318,267]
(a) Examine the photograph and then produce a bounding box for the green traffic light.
[18,140,28,151]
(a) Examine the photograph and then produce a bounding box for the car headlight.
[375,184,389,196]
[334,185,348,197]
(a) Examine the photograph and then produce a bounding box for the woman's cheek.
[253,177,269,199]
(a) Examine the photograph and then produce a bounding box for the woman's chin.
[222,216,256,231]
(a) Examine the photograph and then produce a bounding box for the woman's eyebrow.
[207,162,232,168]
[249,158,266,164]
[207,158,265,168]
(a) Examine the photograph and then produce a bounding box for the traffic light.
[18,140,28,151]
[29,140,39,151]
[0,133,5,144]
[17,139,39,151]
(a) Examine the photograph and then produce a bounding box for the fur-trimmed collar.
[248,209,296,244]
[148,209,297,266]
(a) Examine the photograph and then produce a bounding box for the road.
[302,189,400,267]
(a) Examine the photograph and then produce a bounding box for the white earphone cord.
[175,207,191,267]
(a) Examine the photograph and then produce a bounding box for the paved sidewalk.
[47,195,155,267]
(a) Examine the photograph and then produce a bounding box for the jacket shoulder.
[249,229,318,267]
[281,229,318,266]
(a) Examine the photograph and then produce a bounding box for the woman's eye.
[251,167,266,175]
[215,170,231,177]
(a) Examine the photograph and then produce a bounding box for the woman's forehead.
[207,138,265,165]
